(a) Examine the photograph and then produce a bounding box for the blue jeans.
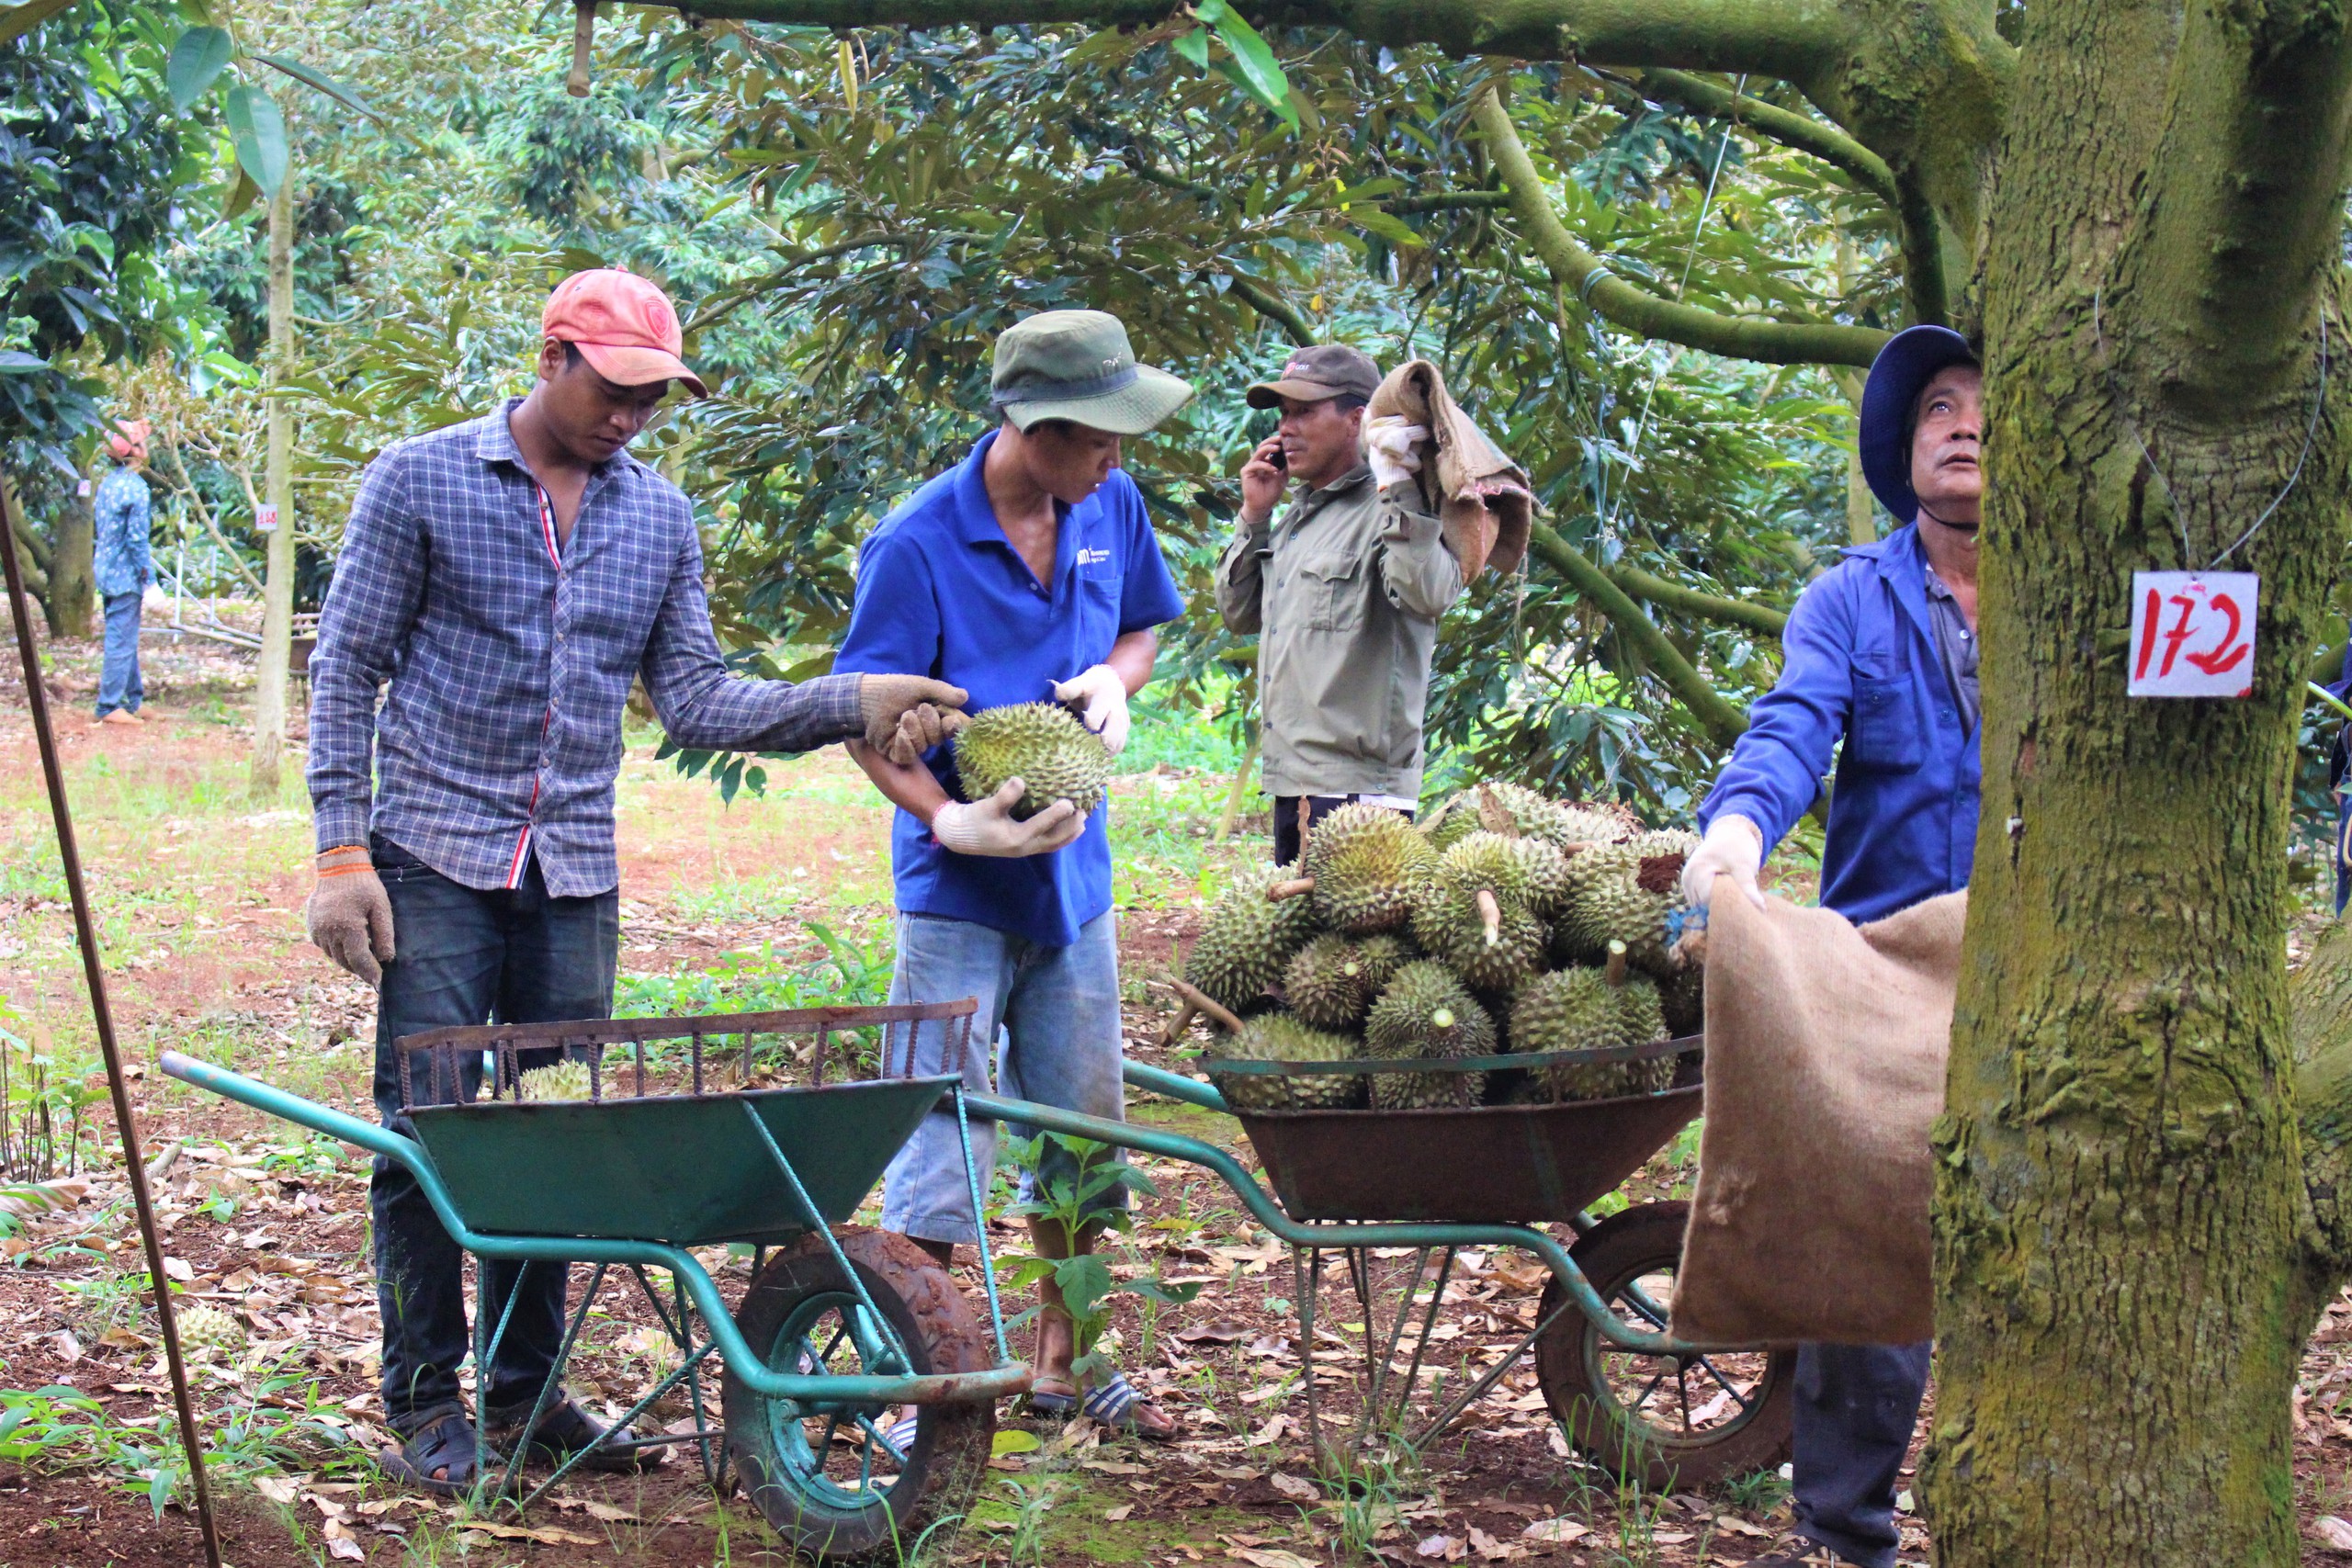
[1792,1341,1931,1568]
[95,591,141,716]
[879,909,1127,1246]
[368,836,618,1434]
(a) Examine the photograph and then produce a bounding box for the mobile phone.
[1265,444,1287,473]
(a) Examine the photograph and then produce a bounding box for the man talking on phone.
[1215,345,1464,862]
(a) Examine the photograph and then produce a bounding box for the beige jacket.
[1215,466,1464,799]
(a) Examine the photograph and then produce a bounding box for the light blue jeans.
[96,591,143,717]
[879,909,1127,1246]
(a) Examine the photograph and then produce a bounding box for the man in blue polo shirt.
[1679,324,1983,1568]
[835,310,1191,1437]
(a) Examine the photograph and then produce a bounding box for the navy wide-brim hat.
[1860,324,1979,524]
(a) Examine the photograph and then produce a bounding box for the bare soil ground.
[3,631,2350,1566]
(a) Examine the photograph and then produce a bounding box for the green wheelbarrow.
[162,999,1031,1562]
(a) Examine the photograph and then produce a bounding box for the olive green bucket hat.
[990,310,1194,434]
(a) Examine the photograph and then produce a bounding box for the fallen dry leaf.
[1467,1524,1524,1562]
[1522,1518,1591,1544]
[1104,1504,1134,1522]
[1175,1316,1255,1344]
[2318,1515,2352,1551]
[1417,1533,1465,1561]
[581,1500,638,1523]
[1270,1472,1319,1501]
[251,1474,298,1506]
[163,1256,195,1281]
[1244,1413,1289,1447]
[1651,1529,1693,1544]
[1231,1550,1317,1568]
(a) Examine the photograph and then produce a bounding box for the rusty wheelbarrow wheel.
[1534,1201,1794,1492]
[724,1228,995,1561]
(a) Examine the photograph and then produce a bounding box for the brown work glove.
[858,674,971,765]
[306,845,396,987]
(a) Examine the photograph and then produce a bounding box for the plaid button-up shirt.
[307,400,865,897]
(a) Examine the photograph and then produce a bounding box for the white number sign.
[2128,571,2257,698]
[254,503,279,533]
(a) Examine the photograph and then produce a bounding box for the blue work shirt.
[834,432,1187,947]
[1699,525,1981,922]
[92,465,153,599]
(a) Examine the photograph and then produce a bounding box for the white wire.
[1595,73,1747,546]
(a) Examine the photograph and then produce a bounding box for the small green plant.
[1720,1462,1789,1517]
[996,1133,1200,1386]
[0,998,100,1180]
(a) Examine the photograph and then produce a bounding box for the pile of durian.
[1178,783,1703,1113]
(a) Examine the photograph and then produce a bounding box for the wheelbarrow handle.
[1121,1058,1229,1113]
[161,1050,426,1171]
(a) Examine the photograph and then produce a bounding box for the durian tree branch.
[1524,520,1749,750]
[2292,918,2352,1280]
[661,0,1858,80]
[1473,88,1891,369]
[1225,272,1317,346]
[1609,561,1791,637]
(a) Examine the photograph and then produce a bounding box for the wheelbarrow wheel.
[1534,1201,1793,1492]
[724,1227,995,1561]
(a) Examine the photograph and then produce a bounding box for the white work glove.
[1052,664,1132,757]
[1680,814,1766,912]
[930,778,1086,858]
[1363,416,1430,491]
[141,583,170,615]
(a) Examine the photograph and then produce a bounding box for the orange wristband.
[316,863,378,878]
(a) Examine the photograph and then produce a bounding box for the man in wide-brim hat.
[1677,324,1984,1568]
[837,308,1193,1438]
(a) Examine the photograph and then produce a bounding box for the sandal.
[487,1395,667,1473]
[379,1406,498,1498]
[1027,1371,1180,1441]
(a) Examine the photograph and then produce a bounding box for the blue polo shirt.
[834,432,1186,946]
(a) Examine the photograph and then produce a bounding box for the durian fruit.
[1419,793,1486,854]
[1554,804,1630,847]
[1205,1014,1367,1111]
[952,701,1114,821]
[177,1302,245,1357]
[1509,953,1673,1102]
[1660,961,1705,1039]
[1410,841,1550,995]
[517,1058,594,1101]
[1284,934,1381,1031]
[1351,932,1415,993]
[1466,780,1574,846]
[1304,804,1438,935]
[1363,961,1495,1109]
[1555,829,1701,976]
[1185,862,1321,1011]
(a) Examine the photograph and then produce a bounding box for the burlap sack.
[1670,888,1968,1347]
[1364,359,1533,581]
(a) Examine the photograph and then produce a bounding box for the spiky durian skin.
[1556,829,1700,976]
[1363,961,1493,1109]
[1408,879,1548,995]
[1555,803,1634,846]
[1660,961,1705,1039]
[1467,780,1575,845]
[1185,861,1321,1011]
[1351,932,1415,993]
[1284,934,1378,1031]
[1419,794,1484,854]
[1509,967,1673,1102]
[178,1302,244,1355]
[952,702,1114,820]
[1206,1014,1366,1111]
[517,1058,594,1101]
[1305,804,1437,935]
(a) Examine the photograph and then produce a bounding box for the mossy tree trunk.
[638,0,2352,1554]
[1920,0,2352,1558]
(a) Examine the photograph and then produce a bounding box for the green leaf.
[224,84,288,196]
[0,350,48,374]
[1350,207,1429,249]
[1170,24,1210,70]
[1193,0,1228,19]
[1206,7,1295,129]
[990,1428,1042,1457]
[1051,1253,1114,1316]
[221,164,261,220]
[254,51,386,126]
[166,26,233,112]
[0,0,80,47]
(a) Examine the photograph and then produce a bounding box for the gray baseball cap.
[1246,344,1382,408]
[990,310,1194,434]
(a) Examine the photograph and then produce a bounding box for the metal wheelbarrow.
[162,999,1027,1562]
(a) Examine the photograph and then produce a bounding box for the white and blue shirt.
[834,431,1186,947]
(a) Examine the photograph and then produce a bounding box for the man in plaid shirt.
[303,270,967,1494]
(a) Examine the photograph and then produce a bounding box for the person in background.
[92,418,156,727]
[1678,323,1984,1568]
[1213,345,1459,862]
[301,268,967,1495]
[835,308,1191,1438]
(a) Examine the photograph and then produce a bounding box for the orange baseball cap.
[541,269,708,398]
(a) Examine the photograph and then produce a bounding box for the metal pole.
[0,484,223,1568]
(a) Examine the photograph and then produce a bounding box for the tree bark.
[45,479,93,640]
[249,175,297,803]
[1918,0,2352,1556]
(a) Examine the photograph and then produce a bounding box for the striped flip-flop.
[1025,1371,1178,1441]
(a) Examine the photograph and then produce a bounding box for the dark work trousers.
[1791,1341,1932,1568]
[1271,795,1414,866]
[368,835,618,1436]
